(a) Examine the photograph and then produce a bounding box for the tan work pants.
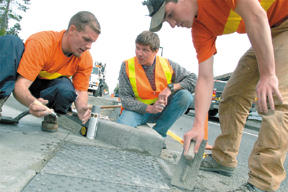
[212,19,288,192]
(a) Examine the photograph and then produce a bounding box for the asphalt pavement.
[0,96,287,192]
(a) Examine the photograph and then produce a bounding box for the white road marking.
[208,122,258,137]
[243,131,258,137]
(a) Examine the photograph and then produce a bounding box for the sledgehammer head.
[171,140,207,190]
[184,140,195,160]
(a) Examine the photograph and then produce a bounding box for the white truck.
[88,62,109,97]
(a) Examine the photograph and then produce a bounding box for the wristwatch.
[168,83,174,93]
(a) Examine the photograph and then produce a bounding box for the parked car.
[186,80,227,117]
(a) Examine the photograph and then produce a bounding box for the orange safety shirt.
[17,30,93,91]
[193,0,288,63]
[125,56,174,105]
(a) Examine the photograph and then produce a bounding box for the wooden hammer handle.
[100,105,121,109]
[88,105,121,110]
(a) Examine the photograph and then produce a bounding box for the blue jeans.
[117,90,193,137]
[0,35,24,98]
[29,77,77,114]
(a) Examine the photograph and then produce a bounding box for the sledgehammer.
[0,100,56,124]
[171,139,207,190]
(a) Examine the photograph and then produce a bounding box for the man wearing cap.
[143,0,288,192]
[117,30,196,138]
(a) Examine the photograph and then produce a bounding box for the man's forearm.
[13,76,36,107]
[13,88,36,107]
[246,18,275,76]
[236,0,275,77]
[75,90,88,110]
[193,77,214,129]
[193,56,214,130]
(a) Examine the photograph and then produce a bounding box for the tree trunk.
[0,0,11,35]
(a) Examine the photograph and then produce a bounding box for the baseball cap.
[143,0,166,32]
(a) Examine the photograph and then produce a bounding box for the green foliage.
[0,0,30,36]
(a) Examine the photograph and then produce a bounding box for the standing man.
[117,31,196,138]
[0,11,101,132]
[143,0,288,191]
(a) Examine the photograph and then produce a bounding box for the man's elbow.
[13,80,21,98]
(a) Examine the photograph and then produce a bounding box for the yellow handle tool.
[167,130,184,145]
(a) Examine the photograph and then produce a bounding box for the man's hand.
[28,98,53,117]
[74,90,91,124]
[158,87,171,105]
[256,74,283,113]
[77,106,91,124]
[183,126,205,154]
[146,99,166,114]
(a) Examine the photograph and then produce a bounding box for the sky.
[19,0,251,92]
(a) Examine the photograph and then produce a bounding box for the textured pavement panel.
[22,173,169,192]
[22,142,170,191]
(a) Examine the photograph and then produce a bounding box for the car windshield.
[92,67,99,74]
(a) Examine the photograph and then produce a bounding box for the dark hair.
[68,11,101,34]
[135,31,160,51]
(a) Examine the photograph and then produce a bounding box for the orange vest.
[125,56,174,104]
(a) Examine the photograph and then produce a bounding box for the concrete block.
[95,119,164,156]
[171,140,207,190]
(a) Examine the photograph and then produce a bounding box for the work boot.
[227,183,266,192]
[42,114,58,132]
[200,154,235,176]
[0,96,9,117]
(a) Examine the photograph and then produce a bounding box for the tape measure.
[80,126,87,136]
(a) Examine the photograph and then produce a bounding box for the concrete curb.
[95,119,164,157]
[58,116,165,157]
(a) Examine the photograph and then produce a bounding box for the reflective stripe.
[127,58,141,101]
[38,71,70,80]
[260,0,275,11]
[223,10,241,34]
[159,57,172,84]
[137,97,157,105]
[127,58,158,105]
[223,0,275,34]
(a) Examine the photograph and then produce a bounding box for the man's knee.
[173,90,193,108]
[57,87,77,102]
[52,88,76,114]
[117,110,143,127]
[55,78,77,102]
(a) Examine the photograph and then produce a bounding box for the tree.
[0,0,30,36]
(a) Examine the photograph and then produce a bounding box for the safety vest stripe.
[38,71,70,80]
[223,10,241,34]
[260,0,275,11]
[127,58,140,100]
[223,0,275,34]
[159,57,172,84]
[137,97,157,104]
